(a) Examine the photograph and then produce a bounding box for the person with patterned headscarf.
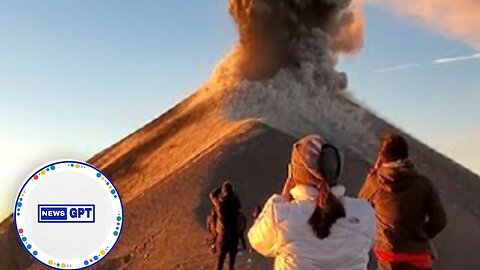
[248,134,376,270]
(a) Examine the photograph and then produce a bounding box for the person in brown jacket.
[359,133,447,270]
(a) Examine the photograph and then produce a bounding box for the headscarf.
[287,134,342,208]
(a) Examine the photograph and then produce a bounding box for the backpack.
[206,210,217,236]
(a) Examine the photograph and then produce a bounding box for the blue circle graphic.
[13,160,124,270]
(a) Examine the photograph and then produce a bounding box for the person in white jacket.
[248,135,376,270]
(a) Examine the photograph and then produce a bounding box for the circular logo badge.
[14,160,123,269]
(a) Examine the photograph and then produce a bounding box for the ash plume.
[201,0,373,157]
[228,0,364,79]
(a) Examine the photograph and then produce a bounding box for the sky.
[1,1,479,221]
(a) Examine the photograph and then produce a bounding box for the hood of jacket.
[377,159,418,192]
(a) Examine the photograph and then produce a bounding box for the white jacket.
[248,185,376,270]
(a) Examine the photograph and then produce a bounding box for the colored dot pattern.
[16,191,26,216]
[31,164,56,182]
[82,246,111,267]
[113,215,122,237]
[15,161,122,269]
[70,163,86,169]
[47,259,70,268]
[18,229,47,266]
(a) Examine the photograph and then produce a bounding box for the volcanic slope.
[1,84,479,269]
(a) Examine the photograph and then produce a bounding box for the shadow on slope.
[83,120,373,270]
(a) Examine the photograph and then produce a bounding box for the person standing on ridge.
[209,181,242,270]
[249,135,376,270]
[359,133,447,270]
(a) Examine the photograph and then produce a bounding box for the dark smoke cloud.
[229,0,363,79]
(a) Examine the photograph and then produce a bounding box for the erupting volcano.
[1,0,480,269]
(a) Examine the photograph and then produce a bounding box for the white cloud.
[365,0,480,50]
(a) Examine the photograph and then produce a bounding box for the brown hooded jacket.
[359,160,447,253]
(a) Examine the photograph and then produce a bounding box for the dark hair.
[380,133,409,163]
[222,181,234,194]
[308,193,346,239]
[308,145,346,239]
[317,145,341,186]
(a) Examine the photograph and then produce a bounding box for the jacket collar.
[290,184,346,201]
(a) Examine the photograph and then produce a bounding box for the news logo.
[38,204,95,223]
[14,160,123,269]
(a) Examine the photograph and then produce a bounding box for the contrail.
[434,53,480,64]
[375,52,480,73]
[375,63,420,73]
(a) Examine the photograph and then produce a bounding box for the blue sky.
[0,1,479,221]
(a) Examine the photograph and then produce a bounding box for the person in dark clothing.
[359,133,447,270]
[209,181,242,270]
